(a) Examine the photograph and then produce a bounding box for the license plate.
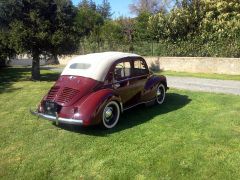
[44,101,58,115]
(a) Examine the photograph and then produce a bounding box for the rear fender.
[74,89,121,125]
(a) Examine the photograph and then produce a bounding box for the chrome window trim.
[110,74,149,84]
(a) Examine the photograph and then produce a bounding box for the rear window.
[69,63,91,69]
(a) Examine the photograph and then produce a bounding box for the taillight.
[73,107,81,119]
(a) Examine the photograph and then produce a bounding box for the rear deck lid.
[45,75,100,106]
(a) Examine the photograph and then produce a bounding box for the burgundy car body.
[31,52,168,126]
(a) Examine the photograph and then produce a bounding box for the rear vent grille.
[57,87,80,104]
[46,86,60,100]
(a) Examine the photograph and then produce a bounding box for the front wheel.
[101,101,120,129]
[156,84,166,105]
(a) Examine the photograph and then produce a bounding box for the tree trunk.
[0,59,6,67]
[31,51,40,80]
[52,53,59,65]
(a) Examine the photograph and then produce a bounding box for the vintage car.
[31,52,168,129]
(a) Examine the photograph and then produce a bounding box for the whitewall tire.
[156,84,166,105]
[102,101,120,129]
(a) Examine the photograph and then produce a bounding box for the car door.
[111,59,137,107]
[128,58,150,103]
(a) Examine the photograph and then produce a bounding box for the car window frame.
[131,57,149,77]
[113,59,131,81]
[104,58,132,84]
[104,57,150,84]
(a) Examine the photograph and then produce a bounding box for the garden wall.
[145,57,240,75]
[8,54,49,66]
[58,56,240,75]
[8,55,240,75]
[8,59,47,66]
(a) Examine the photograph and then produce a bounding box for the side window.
[114,61,131,80]
[132,59,148,76]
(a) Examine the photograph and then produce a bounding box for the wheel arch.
[74,89,122,125]
[145,74,167,90]
[158,75,168,91]
[160,80,167,90]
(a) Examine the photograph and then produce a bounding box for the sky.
[72,0,135,18]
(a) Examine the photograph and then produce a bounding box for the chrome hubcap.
[157,89,161,96]
[102,101,120,129]
[104,107,113,120]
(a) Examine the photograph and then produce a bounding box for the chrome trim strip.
[30,109,83,125]
[112,74,149,84]
[123,98,155,111]
[103,74,149,86]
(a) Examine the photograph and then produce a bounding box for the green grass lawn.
[1,67,240,179]
[158,70,240,81]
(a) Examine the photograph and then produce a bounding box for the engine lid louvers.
[56,87,80,104]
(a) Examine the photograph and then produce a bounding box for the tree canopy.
[0,0,79,79]
[1,0,239,72]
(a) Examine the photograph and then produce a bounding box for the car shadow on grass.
[56,93,191,136]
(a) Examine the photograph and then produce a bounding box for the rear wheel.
[156,84,166,105]
[101,101,120,129]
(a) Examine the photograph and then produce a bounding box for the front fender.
[74,89,121,125]
[145,75,166,90]
[142,75,167,101]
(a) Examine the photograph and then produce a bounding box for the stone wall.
[59,55,240,75]
[145,57,240,75]
[9,54,240,75]
[8,59,47,66]
[7,54,54,66]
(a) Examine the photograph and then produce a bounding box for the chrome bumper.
[30,109,83,126]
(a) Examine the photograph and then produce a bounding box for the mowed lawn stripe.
[0,68,240,179]
[159,70,240,81]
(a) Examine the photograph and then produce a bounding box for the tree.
[0,0,17,64]
[117,17,135,51]
[129,0,171,15]
[1,0,79,80]
[148,12,169,40]
[75,2,104,51]
[78,0,97,11]
[49,0,79,64]
[98,0,112,19]
[75,2,104,36]
[148,0,204,41]
[0,31,12,66]
[200,0,240,40]
[100,20,123,49]
[133,12,151,41]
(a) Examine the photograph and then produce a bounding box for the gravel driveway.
[167,76,240,95]
[48,67,240,95]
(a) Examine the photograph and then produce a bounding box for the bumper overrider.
[30,108,83,126]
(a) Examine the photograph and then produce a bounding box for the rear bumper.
[30,109,83,126]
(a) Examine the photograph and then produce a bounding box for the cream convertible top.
[61,52,141,82]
